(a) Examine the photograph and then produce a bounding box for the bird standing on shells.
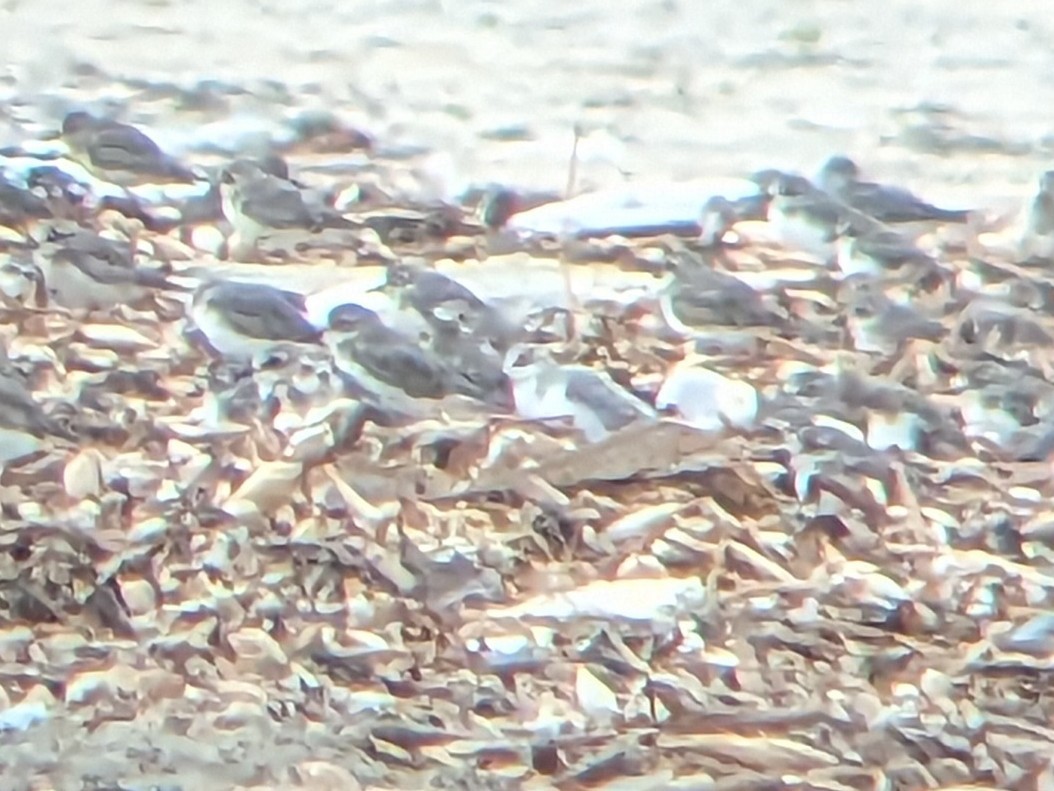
[35,227,176,312]
[757,170,882,262]
[0,351,77,471]
[696,195,740,248]
[189,280,322,363]
[503,345,655,442]
[659,259,787,335]
[817,155,971,225]
[377,262,518,354]
[840,278,945,354]
[60,110,198,187]
[371,264,516,410]
[834,220,937,281]
[325,303,510,416]
[218,159,356,258]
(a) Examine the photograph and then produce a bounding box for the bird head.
[219,159,267,188]
[61,111,99,137]
[818,155,860,191]
[382,261,423,290]
[763,172,815,198]
[478,187,522,230]
[326,303,381,333]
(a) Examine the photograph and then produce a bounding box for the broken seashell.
[77,323,158,352]
[223,460,304,517]
[63,448,105,500]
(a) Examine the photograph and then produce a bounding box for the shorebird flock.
[3,110,1054,788]
[2,109,1053,469]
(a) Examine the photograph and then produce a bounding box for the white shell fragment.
[63,448,105,500]
[575,665,621,722]
[77,324,158,352]
[485,576,706,625]
[506,178,760,237]
[222,460,304,516]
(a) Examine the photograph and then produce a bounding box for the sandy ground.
[1,0,1053,206]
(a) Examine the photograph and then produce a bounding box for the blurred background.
[1,0,1051,229]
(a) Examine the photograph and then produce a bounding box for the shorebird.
[840,278,945,354]
[758,170,882,263]
[835,221,936,280]
[0,175,53,238]
[189,280,322,362]
[60,110,198,187]
[503,345,654,442]
[218,159,355,255]
[697,195,739,247]
[817,155,971,224]
[325,303,510,415]
[0,350,77,471]
[35,228,176,311]
[377,261,518,353]
[659,262,787,334]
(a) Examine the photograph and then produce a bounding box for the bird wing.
[885,306,945,342]
[87,125,164,170]
[0,375,46,435]
[410,271,486,312]
[85,125,195,181]
[0,180,52,222]
[238,176,316,229]
[782,194,843,239]
[215,285,318,342]
[672,280,774,328]
[349,332,449,398]
[564,370,649,431]
[0,375,73,439]
[856,230,931,266]
[443,347,510,403]
[54,239,137,285]
[847,182,968,223]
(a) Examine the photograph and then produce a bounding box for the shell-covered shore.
[3,2,1054,790]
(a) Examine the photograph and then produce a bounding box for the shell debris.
[1,87,1054,791]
